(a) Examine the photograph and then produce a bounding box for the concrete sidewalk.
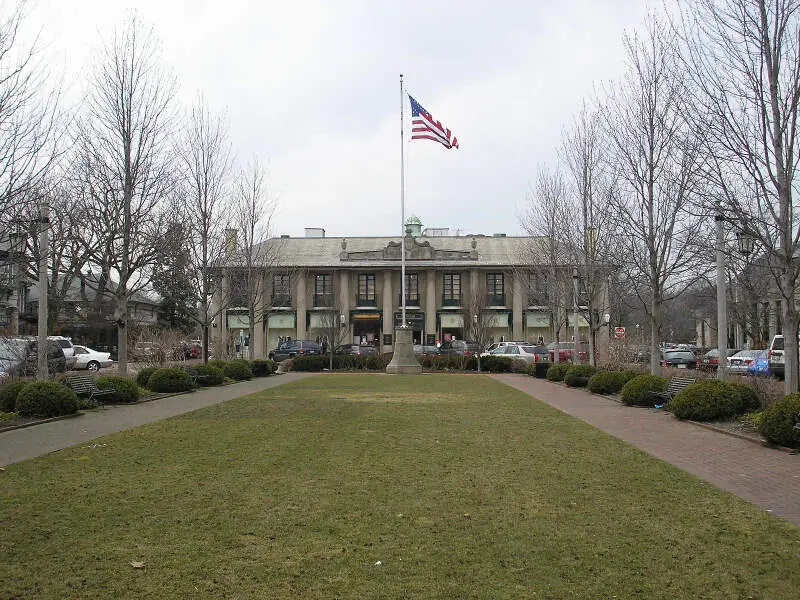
[0,373,312,467]
[493,374,800,527]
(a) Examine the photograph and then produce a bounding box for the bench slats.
[64,374,115,400]
[651,376,696,402]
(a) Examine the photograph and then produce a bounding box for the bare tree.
[463,284,493,372]
[79,13,177,374]
[316,303,350,371]
[682,0,800,392]
[520,166,572,361]
[0,0,62,226]
[177,95,233,363]
[560,101,615,365]
[605,15,708,375]
[232,157,277,359]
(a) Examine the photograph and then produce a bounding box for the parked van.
[768,334,785,378]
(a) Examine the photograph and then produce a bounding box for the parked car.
[72,345,114,372]
[48,335,77,370]
[484,340,530,353]
[334,344,378,356]
[413,344,440,356]
[268,340,322,361]
[698,348,741,370]
[726,349,763,375]
[768,335,785,378]
[0,337,66,380]
[546,341,589,362]
[633,345,651,363]
[438,340,480,356]
[747,350,770,376]
[486,344,552,376]
[661,349,698,369]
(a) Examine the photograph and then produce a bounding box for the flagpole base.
[386,326,422,374]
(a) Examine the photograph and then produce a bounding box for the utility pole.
[37,200,49,380]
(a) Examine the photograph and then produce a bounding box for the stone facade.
[211,233,608,359]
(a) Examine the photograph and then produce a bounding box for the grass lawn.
[1,374,799,599]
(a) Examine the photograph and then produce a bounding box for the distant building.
[211,223,608,359]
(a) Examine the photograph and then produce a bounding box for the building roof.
[231,234,570,269]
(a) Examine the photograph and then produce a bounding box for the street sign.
[614,327,626,339]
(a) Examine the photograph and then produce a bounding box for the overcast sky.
[33,0,653,239]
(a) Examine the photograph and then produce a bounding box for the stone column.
[512,275,523,340]
[296,271,307,340]
[425,270,437,344]
[339,270,350,344]
[382,270,393,353]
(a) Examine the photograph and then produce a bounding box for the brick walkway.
[493,374,800,526]
[0,373,312,467]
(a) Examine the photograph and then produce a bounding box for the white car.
[73,345,113,372]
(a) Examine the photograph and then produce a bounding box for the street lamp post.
[572,267,580,364]
[37,201,49,380]
[715,208,728,381]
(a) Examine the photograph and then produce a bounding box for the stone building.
[211,225,609,359]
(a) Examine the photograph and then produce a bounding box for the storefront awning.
[482,311,510,328]
[526,311,550,328]
[439,313,464,328]
[267,312,296,329]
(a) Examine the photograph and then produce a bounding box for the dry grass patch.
[1,374,799,599]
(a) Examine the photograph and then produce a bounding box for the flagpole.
[400,73,406,326]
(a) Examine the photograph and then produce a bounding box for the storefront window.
[443,273,461,305]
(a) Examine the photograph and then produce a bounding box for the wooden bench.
[64,373,116,402]
[650,376,697,403]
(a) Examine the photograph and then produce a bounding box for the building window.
[528,273,548,306]
[400,273,419,305]
[357,273,376,306]
[272,274,291,306]
[443,273,461,306]
[487,273,505,305]
[314,274,333,307]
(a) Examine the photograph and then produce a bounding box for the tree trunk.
[650,292,661,377]
[117,296,128,374]
[782,273,799,395]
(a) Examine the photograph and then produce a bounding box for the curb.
[0,376,281,434]
[0,411,82,433]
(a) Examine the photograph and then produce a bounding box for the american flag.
[408,95,459,149]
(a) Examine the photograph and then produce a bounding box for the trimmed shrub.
[207,360,229,370]
[289,355,328,371]
[191,364,225,386]
[136,366,159,388]
[15,381,78,417]
[759,393,800,448]
[620,374,668,406]
[223,361,252,381]
[147,368,194,393]
[95,376,140,403]
[587,370,630,394]
[669,380,760,421]
[250,359,276,377]
[564,365,597,388]
[364,354,386,371]
[479,356,513,373]
[0,380,29,412]
[546,363,571,382]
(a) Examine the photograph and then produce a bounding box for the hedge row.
[136,359,276,391]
